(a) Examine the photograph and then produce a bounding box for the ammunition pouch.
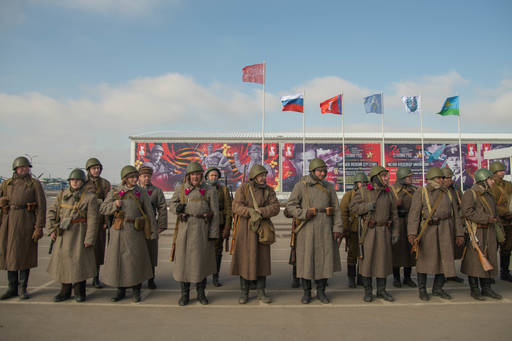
[178,214,189,222]
[428,218,440,225]
[494,222,505,243]
[134,215,147,231]
[257,218,276,245]
[26,202,37,212]
[112,211,125,230]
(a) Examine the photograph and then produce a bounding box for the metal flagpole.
[420,94,425,186]
[303,90,306,176]
[381,92,385,166]
[261,61,266,165]
[341,93,346,193]
[457,98,463,191]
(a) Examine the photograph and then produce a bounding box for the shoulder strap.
[422,187,432,214]
[390,185,399,201]
[416,188,444,241]
[495,185,506,205]
[248,185,259,210]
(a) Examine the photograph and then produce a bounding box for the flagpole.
[457,94,463,191]
[341,92,346,193]
[420,94,425,186]
[381,92,385,167]
[303,89,306,176]
[261,61,266,165]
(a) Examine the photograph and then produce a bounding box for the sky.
[1,0,511,181]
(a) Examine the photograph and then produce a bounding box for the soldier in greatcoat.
[47,169,99,302]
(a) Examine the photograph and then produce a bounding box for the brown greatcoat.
[460,184,498,278]
[46,188,99,283]
[447,185,464,260]
[230,181,280,280]
[286,175,342,280]
[0,174,46,270]
[407,182,463,277]
[350,183,399,278]
[142,183,168,267]
[84,176,111,266]
[489,178,512,253]
[169,182,219,283]
[212,183,233,258]
[99,185,157,287]
[390,183,416,267]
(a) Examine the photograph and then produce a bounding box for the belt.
[125,219,136,223]
[316,207,334,216]
[477,224,489,229]
[71,218,87,224]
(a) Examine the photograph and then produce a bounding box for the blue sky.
[1,0,511,179]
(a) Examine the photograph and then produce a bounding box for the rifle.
[465,219,493,272]
[48,239,55,254]
[224,171,231,252]
[230,172,246,255]
[290,218,296,264]
[170,182,186,262]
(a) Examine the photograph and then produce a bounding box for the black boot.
[93,266,103,289]
[315,279,330,304]
[417,273,429,301]
[1,271,19,300]
[111,287,126,302]
[291,265,300,288]
[148,267,157,289]
[74,281,87,302]
[500,252,512,282]
[301,279,312,304]
[468,276,484,300]
[356,273,363,286]
[347,265,357,288]
[403,267,417,287]
[256,276,271,303]
[54,283,72,302]
[376,277,394,302]
[432,274,451,299]
[212,273,221,287]
[178,282,190,306]
[19,269,30,300]
[132,284,142,303]
[392,267,402,288]
[362,276,373,302]
[196,279,208,305]
[446,275,464,283]
[480,278,502,299]
[239,277,249,304]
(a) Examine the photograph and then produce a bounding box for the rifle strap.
[495,184,507,206]
[416,187,444,242]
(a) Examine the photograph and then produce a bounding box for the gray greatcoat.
[350,183,399,278]
[407,182,463,277]
[286,175,342,280]
[447,185,464,260]
[460,184,498,278]
[230,181,280,280]
[169,182,219,283]
[142,183,168,267]
[46,188,99,283]
[0,174,46,270]
[390,183,416,268]
[100,184,157,287]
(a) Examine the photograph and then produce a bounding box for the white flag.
[401,96,420,113]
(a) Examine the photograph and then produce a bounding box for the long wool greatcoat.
[84,176,111,266]
[407,182,463,277]
[142,183,168,268]
[0,174,46,271]
[169,182,219,283]
[46,188,99,283]
[350,183,399,278]
[99,185,157,287]
[460,184,498,278]
[390,183,416,268]
[447,185,464,260]
[286,175,342,280]
[230,181,280,280]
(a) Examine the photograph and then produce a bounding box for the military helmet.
[68,168,86,182]
[396,167,413,179]
[426,167,443,180]
[85,157,102,171]
[474,168,493,183]
[353,172,369,183]
[120,165,139,180]
[150,145,164,154]
[441,167,454,178]
[139,166,153,176]
[369,165,387,179]
[309,158,327,172]
[186,161,203,175]
[12,156,32,171]
[490,161,505,174]
[249,164,267,180]
[205,166,221,179]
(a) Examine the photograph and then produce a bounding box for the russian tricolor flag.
[281,94,304,113]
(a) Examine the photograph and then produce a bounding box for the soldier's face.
[404,175,412,185]
[69,179,83,190]
[313,168,327,181]
[207,172,219,182]
[139,174,151,187]
[126,175,138,187]
[16,166,30,175]
[89,165,101,178]
[190,172,202,186]
[356,182,363,189]
[443,177,453,187]
[486,178,495,187]
[379,172,389,185]
[495,170,505,180]
[254,173,267,185]
[433,177,443,186]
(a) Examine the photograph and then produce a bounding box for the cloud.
[0,1,26,29]
[37,0,176,16]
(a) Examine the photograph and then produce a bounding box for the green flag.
[437,96,459,116]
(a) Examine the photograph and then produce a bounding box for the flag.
[320,95,342,115]
[242,63,265,84]
[401,96,420,113]
[281,94,304,113]
[437,96,459,116]
[364,94,382,114]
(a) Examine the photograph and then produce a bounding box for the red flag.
[242,63,265,84]
[320,95,342,115]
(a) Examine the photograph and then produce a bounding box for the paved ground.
[0,209,511,340]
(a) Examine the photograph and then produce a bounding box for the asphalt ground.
[0,208,511,341]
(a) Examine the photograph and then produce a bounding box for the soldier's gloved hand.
[391,235,399,245]
[367,202,376,212]
[407,234,416,246]
[306,208,317,219]
[488,216,497,224]
[455,236,465,247]
[84,242,92,248]
[50,232,57,241]
[176,203,186,214]
[32,227,43,242]
[283,208,293,219]
[332,232,342,241]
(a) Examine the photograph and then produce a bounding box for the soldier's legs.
[376,277,394,302]
[1,271,19,300]
[111,287,126,302]
[93,265,103,289]
[212,239,223,287]
[148,267,157,289]
[132,283,142,303]
[239,277,249,304]
[392,267,402,288]
[300,279,312,304]
[362,276,373,302]
[256,276,271,304]
[291,264,300,288]
[347,264,357,288]
[403,267,417,287]
[417,273,429,301]
[500,226,512,282]
[54,283,72,302]
[315,279,329,304]
[468,276,483,300]
[196,278,208,305]
[432,274,451,299]
[178,282,190,306]
[347,232,359,288]
[74,281,86,303]
[480,277,502,299]
[19,269,30,300]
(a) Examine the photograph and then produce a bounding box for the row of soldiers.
[1,156,511,304]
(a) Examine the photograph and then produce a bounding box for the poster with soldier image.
[135,142,279,191]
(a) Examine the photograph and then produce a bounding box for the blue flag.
[364,94,382,114]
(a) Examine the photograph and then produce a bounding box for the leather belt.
[71,218,87,224]
[316,207,334,216]
[477,224,489,229]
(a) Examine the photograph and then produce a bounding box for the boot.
[480,278,502,300]
[500,252,512,282]
[249,280,257,290]
[178,282,190,306]
[132,284,142,303]
[417,273,429,301]
[315,279,330,304]
[148,267,157,289]
[93,266,103,288]
[256,276,272,303]
[53,283,72,302]
[111,287,126,302]
[239,277,249,304]
[301,279,312,304]
[432,274,451,299]
[362,276,373,302]
[468,276,484,301]
[196,279,208,305]
[347,265,357,288]
[376,277,394,302]
[1,271,19,300]
[291,265,300,288]
[74,281,86,302]
[19,269,30,300]
[212,273,221,288]
[392,267,402,288]
[403,267,417,287]
[356,273,363,287]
